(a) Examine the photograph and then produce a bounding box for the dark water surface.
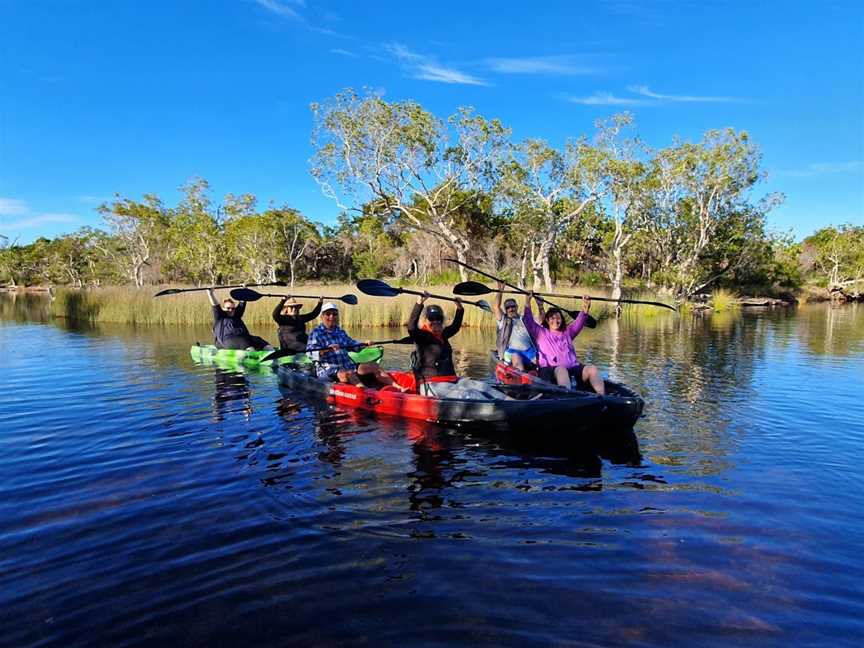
[1,300,863,647]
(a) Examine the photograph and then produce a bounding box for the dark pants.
[538,364,587,389]
[218,335,271,351]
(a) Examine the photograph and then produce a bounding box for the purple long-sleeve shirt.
[522,303,587,368]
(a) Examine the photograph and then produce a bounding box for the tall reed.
[49,284,677,329]
[709,288,739,313]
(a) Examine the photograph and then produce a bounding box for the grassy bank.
[49,284,679,328]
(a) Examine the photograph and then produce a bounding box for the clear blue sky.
[1,0,862,244]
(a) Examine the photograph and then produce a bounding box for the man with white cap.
[272,295,322,353]
[307,302,406,390]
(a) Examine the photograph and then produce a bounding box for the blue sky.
[1,0,862,244]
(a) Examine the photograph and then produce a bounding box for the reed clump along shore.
[46,285,676,329]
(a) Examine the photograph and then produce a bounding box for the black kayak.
[276,363,611,458]
[493,355,645,430]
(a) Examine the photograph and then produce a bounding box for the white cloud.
[628,85,738,103]
[254,0,302,20]
[330,48,357,57]
[383,42,488,86]
[487,56,599,76]
[569,92,647,106]
[779,161,862,178]
[0,213,79,230]
[0,197,29,216]
[569,85,740,106]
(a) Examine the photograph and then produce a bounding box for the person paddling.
[307,302,406,390]
[207,288,273,351]
[495,281,540,370]
[272,296,322,353]
[522,292,605,395]
[406,292,507,400]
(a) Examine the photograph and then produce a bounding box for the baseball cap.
[322,302,339,313]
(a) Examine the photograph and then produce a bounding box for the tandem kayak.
[278,364,603,436]
[190,344,384,370]
[493,356,645,430]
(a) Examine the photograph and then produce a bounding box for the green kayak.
[190,343,384,370]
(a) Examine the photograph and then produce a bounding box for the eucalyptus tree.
[801,225,864,290]
[594,113,653,303]
[646,129,782,298]
[97,194,169,287]
[224,205,318,286]
[166,178,225,285]
[497,132,608,291]
[310,89,509,281]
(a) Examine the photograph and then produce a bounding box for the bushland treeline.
[1,89,862,299]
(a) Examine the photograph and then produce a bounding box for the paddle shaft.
[397,286,480,309]
[154,281,284,297]
[445,258,586,318]
[492,288,674,311]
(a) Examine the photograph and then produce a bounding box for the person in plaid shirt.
[307,303,407,390]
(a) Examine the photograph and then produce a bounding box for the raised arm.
[443,299,464,339]
[522,295,542,339]
[407,292,428,339]
[566,296,591,339]
[494,281,504,322]
[272,297,287,323]
[207,288,218,307]
[299,299,323,324]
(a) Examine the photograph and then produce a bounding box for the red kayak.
[277,365,602,428]
[493,357,644,430]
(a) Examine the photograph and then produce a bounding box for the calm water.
[1,298,863,647]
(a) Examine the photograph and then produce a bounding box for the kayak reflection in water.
[207,288,273,351]
[406,291,508,400]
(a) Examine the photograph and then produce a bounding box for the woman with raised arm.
[272,296,322,353]
[207,288,273,351]
[407,291,507,400]
[522,292,605,395]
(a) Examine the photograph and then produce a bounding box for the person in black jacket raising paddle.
[407,291,507,400]
[272,296,322,353]
[207,288,273,351]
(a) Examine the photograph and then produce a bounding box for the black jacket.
[272,301,322,352]
[212,303,250,346]
[407,302,464,378]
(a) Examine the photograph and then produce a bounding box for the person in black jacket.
[207,288,272,351]
[407,291,506,400]
[272,296,322,353]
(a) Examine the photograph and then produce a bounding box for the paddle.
[356,279,493,313]
[444,259,597,327]
[453,280,676,312]
[229,287,359,305]
[260,336,413,363]
[153,281,287,297]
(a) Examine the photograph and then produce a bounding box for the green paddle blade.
[453,280,492,296]
[356,279,400,297]
[341,294,359,305]
[229,288,263,301]
[154,288,183,297]
[476,299,493,313]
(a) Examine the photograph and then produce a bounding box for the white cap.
[322,302,339,313]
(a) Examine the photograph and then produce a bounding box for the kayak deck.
[190,344,383,370]
[493,356,645,429]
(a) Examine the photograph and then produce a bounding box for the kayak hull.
[190,344,383,370]
[276,364,608,457]
[493,359,645,430]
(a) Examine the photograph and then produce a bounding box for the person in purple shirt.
[522,292,606,395]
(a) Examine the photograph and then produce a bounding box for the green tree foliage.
[801,225,864,288]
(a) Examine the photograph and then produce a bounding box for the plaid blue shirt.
[307,324,360,377]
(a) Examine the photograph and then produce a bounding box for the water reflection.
[211,368,252,422]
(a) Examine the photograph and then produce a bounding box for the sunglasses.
[504,303,518,309]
